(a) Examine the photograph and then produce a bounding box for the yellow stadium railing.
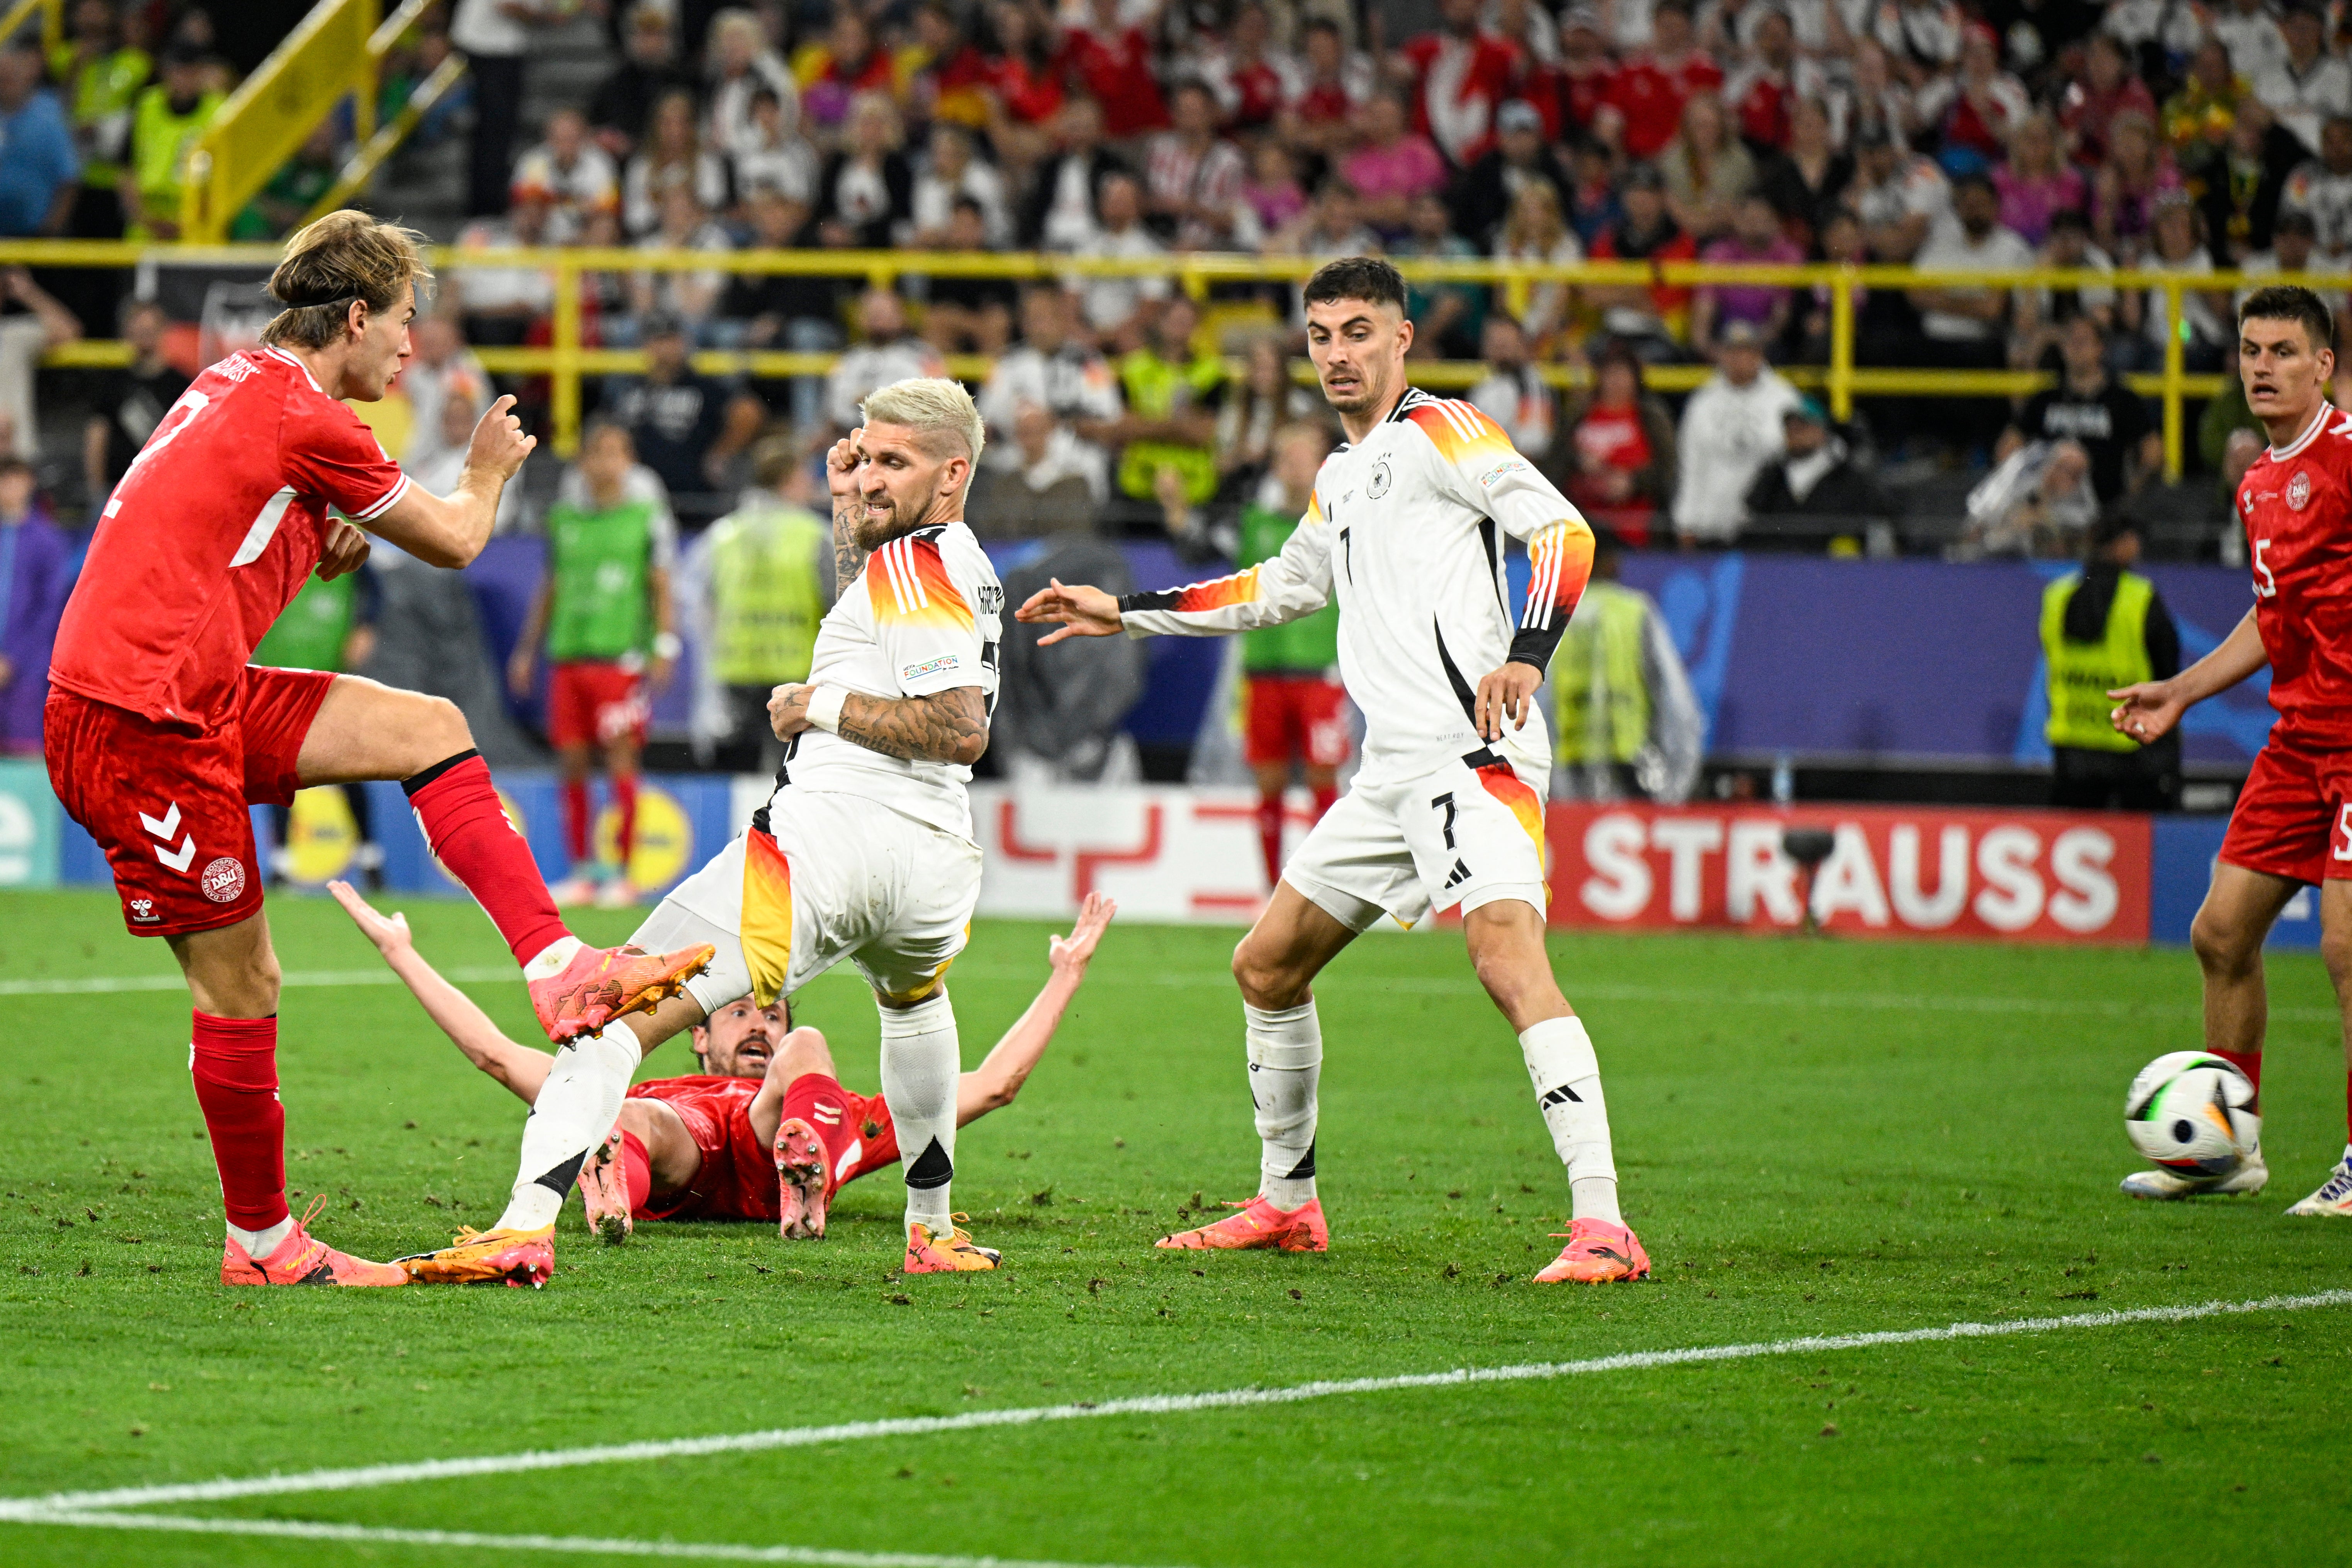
[0,0,63,54]
[1,241,2310,478]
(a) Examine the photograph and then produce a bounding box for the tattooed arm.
[769,683,989,765]
[827,428,871,589]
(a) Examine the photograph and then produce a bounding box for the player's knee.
[771,1026,833,1082]
[2191,906,2261,975]
[414,694,472,760]
[2321,924,2352,986]
[1232,935,1308,1008]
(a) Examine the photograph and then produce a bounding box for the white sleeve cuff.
[805,684,848,734]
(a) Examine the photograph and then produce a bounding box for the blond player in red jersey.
[2109,284,2352,1216]
[40,213,710,1288]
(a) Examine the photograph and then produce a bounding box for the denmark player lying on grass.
[330,881,1113,1240]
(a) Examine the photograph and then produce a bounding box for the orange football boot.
[530,942,714,1044]
[775,1117,829,1240]
[1155,1195,1329,1252]
[575,1128,633,1245]
[395,1224,556,1288]
[220,1197,406,1287]
[904,1219,1000,1273]
[1532,1218,1651,1283]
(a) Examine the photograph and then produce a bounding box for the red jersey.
[1059,25,1168,137]
[2238,401,2352,748]
[628,1074,776,1223]
[49,346,407,728]
[1398,31,1522,166]
[1602,51,1723,160]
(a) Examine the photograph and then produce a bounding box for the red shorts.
[2219,736,2352,886]
[779,1072,901,1199]
[630,1074,776,1223]
[1244,672,1351,769]
[547,661,647,750]
[44,666,335,937]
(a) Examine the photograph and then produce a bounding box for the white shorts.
[631,786,982,1011]
[1285,749,1550,932]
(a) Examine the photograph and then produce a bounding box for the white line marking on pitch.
[4,1510,1166,1568]
[8,1290,2344,1523]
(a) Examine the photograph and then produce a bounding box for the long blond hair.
[261,210,433,348]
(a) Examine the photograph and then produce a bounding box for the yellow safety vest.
[707,502,828,685]
[2042,570,2153,753]
[1554,582,1651,766]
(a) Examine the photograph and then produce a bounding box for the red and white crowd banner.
[1547,803,2152,944]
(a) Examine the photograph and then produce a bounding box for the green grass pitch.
[2,887,2349,1566]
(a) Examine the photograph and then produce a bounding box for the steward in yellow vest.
[2041,516,2181,811]
[1552,528,1704,803]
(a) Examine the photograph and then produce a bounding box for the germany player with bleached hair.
[2108,283,2352,1215]
[1018,257,1649,1283]
[40,210,713,1289]
[402,377,1015,1285]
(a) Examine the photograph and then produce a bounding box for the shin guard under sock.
[879,993,961,1234]
[190,1011,288,1231]
[406,751,571,966]
[1246,1000,1321,1208]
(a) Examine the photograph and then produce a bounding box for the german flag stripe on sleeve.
[1405,397,1517,466]
[1520,519,1595,632]
[1125,563,1264,616]
[866,535,973,629]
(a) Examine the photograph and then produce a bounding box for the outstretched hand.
[1015,578,1123,645]
[466,394,536,482]
[1473,662,1543,742]
[2108,678,2187,745]
[328,878,412,956]
[1050,892,1116,974]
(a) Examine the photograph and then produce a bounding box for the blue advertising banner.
[2149,816,2321,950]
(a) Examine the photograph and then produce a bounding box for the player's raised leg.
[1158,881,1351,1252]
[2287,876,2352,1215]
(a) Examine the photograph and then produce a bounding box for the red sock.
[406,751,572,966]
[1310,783,1339,821]
[619,1130,653,1213]
[190,1012,287,1231]
[561,777,591,867]
[2215,1048,2261,1091]
[1255,792,1285,888]
[612,772,639,872]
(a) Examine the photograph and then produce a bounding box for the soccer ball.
[2124,1052,2260,1178]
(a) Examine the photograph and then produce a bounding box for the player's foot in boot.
[2121,1147,2269,1200]
[2283,1147,2352,1216]
[904,1220,1000,1273]
[1533,1218,1651,1284]
[775,1117,829,1240]
[396,1225,556,1288]
[530,941,714,1044]
[1155,1195,1328,1252]
[575,1129,633,1245]
[220,1199,406,1287]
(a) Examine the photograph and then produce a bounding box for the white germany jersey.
[1121,389,1594,786]
[781,520,1003,840]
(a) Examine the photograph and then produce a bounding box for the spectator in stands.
[2000,314,2159,507]
[1661,91,1756,243]
[2212,0,2291,88]
[1723,7,1799,155]
[1797,206,1868,364]
[1757,97,1850,248]
[1868,0,1964,75]
[1908,171,2032,450]
[966,401,1105,537]
[1394,192,1483,358]
[1214,334,1317,500]
[921,199,1019,354]
[1141,79,1249,251]
[0,269,78,464]
[2239,209,2347,317]
[1850,124,1949,264]
[1280,17,1373,157]
[1342,87,1448,239]
[1563,137,1622,246]
[624,88,731,237]
[1467,313,1557,460]
[705,7,799,161]
[679,434,829,774]
[2059,31,2155,168]
[2127,191,2232,370]
[1549,526,1701,804]
[912,122,1012,248]
[2196,98,2300,263]
[1961,435,2097,557]
[1916,23,2028,165]
[976,0,1066,171]
[1022,96,1124,250]
[1112,294,1227,515]
[825,288,945,432]
[979,284,1123,471]
[49,0,148,253]
[630,187,735,336]
[2039,514,2181,811]
[1238,139,1309,239]
[1842,37,1914,153]
[1492,180,1583,346]
[1060,0,1170,141]
[2091,110,2182,262]
[812,92,915,248]
[120,41,220,239]
[1272,175,1380,262]
[1993,112,2085,247]
[1200,1,1295,137]
[511,419,679,909]
[82,297,185,502]
[513,107,622,243]
[1452,98,1571,249]
[1693,193,1802,357]
[229,121,342,242]
[1597,0,1720,163]
[1561,343,1677,545]
[730,88,820,208]
[1673,319,1801,544]
[2280,114,2352,253]
[1398,0,1522,168]
[1067,171,1169,345]
[602,313,766,505]
[0,39,78,239]
[719,183,838,428]
[2014,206,2120,363]
[2253,3,2352,157]
[394,313,490,470]
[1587,164,1696,356]
[591,5,694,159]
[1745,397,1890,532]
[2164,38,2248,170]
[0,455,71,754]
[453,0,558,218]
[792,8,899,137]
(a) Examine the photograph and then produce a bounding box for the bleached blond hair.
[860,377,986,483]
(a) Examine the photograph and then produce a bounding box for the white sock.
[879,992,960,1236]
[228,1217,294,1257]
[523,935,584,981]
[495,1020,641,1231]
[1247,1001,1320,1209]
[1520,1015,1622,1227]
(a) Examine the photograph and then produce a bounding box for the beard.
[850,485,946,548]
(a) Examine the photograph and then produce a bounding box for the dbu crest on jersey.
[1367,459,1392,499]
[2288,472,2312,511]
[200,856,246,904]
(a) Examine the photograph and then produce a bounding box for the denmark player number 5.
[2253,538,2277,600]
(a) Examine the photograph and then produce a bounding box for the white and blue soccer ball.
[2125,1052,2261,1178]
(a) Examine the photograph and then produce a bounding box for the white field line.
[6,1289,2345,1525]
[4,1510,1164,1568]
[3,964,2329,1024]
